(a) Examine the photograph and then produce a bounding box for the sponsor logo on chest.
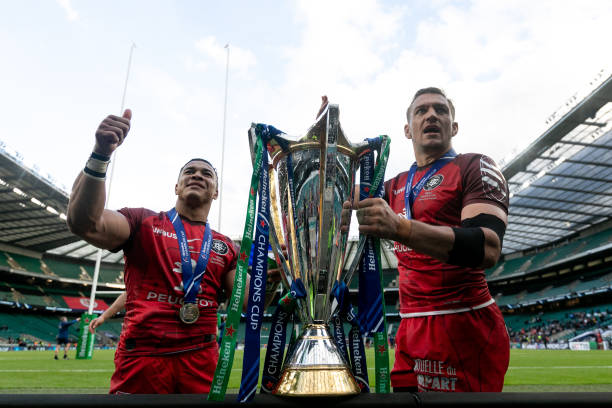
[152,226,177,240]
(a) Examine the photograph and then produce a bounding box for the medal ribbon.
[208,136,264,401]
[238,124,284,403]
[166,208,213,306]
[403,149,456,220]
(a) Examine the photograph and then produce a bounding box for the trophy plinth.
[274,324,361,396]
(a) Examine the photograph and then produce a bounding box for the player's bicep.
[461,202,507,224]
[81,209,131,250]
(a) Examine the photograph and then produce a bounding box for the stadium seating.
[486,227,612,280]
[41,258,84,280]
[0,252,42,274]
[0,312,72,344]
[503,303,612,333]
[0,249,125,285]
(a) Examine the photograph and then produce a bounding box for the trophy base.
[274,366,361,396]
[273,323,361,397]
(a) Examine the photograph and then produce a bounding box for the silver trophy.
[248,105,374,396]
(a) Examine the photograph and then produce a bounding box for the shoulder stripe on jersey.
[482,175,505,193]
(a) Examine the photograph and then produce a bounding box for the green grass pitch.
[0,349,611,393]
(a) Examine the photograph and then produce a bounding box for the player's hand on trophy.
[340,185,361,233]
[355,197,402,240]
[340,200,352,233]
[94,109,132,157]
[267,265,282,284]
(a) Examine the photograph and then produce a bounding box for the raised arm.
[66,110,133,250]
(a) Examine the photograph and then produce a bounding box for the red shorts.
[390,303,509,392]
[110,341,219,394]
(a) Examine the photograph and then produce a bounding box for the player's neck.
[175,200,210,224]
[415,146,453,168]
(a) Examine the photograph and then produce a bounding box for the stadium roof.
[0,150,124,264]
[0,72,611,265]
[501,72,612,255]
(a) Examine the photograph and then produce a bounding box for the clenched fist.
[94,109,132,156]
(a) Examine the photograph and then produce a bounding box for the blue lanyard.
[167,207,213,304]
[404,149,457,220]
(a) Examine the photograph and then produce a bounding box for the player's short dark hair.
[406,87,455,122]
[178,158,218,181]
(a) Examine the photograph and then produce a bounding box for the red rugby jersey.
[115,208,237,355]
[384,153,509,314]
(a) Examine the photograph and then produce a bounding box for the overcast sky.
[1,0,611,239]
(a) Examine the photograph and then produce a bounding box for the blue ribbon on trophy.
[260,278,306,393]
[331,280,370,391]
[237,125,279,403]
[358,137,391,393]
[357,138,386,337]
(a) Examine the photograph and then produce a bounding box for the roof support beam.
[511,194,612,209]
[538,156,612,168]
[507,219,576,232]
[503,231,550,242]
[508,182,612,197]
[508,212,591,225]
[504,227,565,238]
[8,227,71,244]
[510,202,604,217]
[556,140,612,150]
[517,170,612,184]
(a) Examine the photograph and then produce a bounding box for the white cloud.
[56,0,78,21]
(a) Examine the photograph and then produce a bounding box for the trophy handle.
[268,167,293,290]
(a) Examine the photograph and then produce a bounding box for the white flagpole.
[217,43,230,231]
[88,42,136,315]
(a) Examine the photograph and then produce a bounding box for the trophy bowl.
[248,105,372,396]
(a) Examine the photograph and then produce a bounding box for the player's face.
[405,93,458,157]
[175,161,218,204]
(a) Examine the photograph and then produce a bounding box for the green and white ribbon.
[208,136,264,401]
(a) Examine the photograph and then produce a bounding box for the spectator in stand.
[55,316,80,359]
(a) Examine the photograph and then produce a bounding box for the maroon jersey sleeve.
[460,154,509,214]
[111,207,156,253]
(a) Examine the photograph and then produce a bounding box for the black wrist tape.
[90,152,111,162]
[84,152,111,179]
[447,227,485,268]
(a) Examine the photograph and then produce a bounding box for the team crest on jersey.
[423,175,444,191]
[212,239,229,255]
[480,156,507,202]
